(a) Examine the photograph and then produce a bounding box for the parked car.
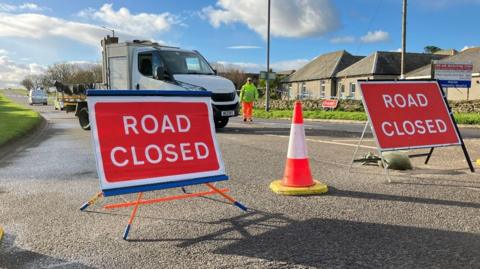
[28,88,48,105]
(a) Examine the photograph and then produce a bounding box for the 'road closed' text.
[108,114,210,167]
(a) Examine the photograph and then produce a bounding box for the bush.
[254,98,480,114]
[254,99,365,112]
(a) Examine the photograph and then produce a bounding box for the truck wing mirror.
[154,66,170,81]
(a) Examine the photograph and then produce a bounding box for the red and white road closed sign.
[321,99,338,109]
[359,81,461,150]
[88,93,225,193]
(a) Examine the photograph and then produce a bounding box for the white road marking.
[464,187,480,191]
[331,139,375,142]
[265,134,377,149]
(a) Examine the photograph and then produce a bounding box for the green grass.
[0,93,41,146]
[253,109,368,121]
[454,113,480,125]
[0,88,28,96]
[253,109,480,125]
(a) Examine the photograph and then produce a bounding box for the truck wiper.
[187,72,214,75]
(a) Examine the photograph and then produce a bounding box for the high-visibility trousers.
[242,101,253,119]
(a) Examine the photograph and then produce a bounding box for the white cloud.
[461,45,476,51]
[0,12,109,46]
[78,4,179,39]
[330,36,355,44]
[0,4,179,48]
[214,59,308,73]
[0,55,45,88]
[360,30,389,43]
[214,61,262,73]
[0,49,8,55]
[19,3,43,11]
[227,45,262,49]
[271,59,309,71]
[202,0,340,39]
[0,2,45,12]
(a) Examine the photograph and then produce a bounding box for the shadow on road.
[213,215,480,268]
[328,187,480,209]
[128,208,479,267]
[0,234,94,269]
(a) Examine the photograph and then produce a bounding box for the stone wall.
[254,99,364,112]
[254,99,480,113]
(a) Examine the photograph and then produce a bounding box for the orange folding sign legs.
[103,188,230,209]
[123,192,143,240]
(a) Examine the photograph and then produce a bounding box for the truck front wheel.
[214,117,229,129]
[78,107,91,131]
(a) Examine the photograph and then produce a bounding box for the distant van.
[28,88,48,105]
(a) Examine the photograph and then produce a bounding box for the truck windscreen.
[158,51,214,75]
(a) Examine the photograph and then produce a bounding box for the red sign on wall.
[88,94,226,195]
[359,81,461,151]
[322,99,338,109]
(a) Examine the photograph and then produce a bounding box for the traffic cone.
[270,101,328,195]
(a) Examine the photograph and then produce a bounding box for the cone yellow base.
[269,180,328,196]
[476,159,480,166]
[0,226,3,241]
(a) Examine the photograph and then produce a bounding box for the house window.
[339,83,345,99]
[350,83,356,99]
[320,81,326,98]
[300,82,307,99]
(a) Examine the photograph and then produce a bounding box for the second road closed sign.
[359,81,461,151]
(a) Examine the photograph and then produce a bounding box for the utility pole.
[265,0,271,111]
[400,0,407,79]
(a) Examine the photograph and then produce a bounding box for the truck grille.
[213,103,239,111]
[211,92,236,102]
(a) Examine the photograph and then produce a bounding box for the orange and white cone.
[270,101,328,195]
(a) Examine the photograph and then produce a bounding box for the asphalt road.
[1,95,480,268]
[229,117,480,139]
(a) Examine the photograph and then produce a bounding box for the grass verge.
[454,113,480,125]
[0,88,28,96]
[253,110,367,121]
[253,109,480,125]
[0,93,41,147]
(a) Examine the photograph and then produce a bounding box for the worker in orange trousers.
[239,77,259,122]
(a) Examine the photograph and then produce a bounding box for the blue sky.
[0,0,479,87]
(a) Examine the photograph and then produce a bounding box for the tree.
[424,46,442,54]
[211,62,248,90]
[259,76,283,100]
[20,77,34,90]
[44,62,102,84]
[20,62,102,92]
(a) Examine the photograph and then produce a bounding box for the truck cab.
[97,38,238,129]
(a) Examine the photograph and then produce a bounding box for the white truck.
[72,36,239,130]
